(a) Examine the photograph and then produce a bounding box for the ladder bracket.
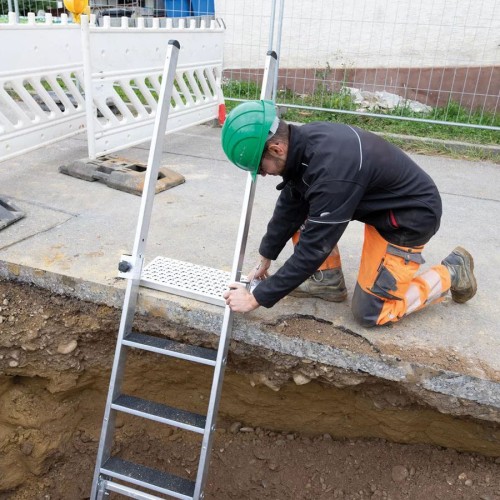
[118,254,135,279]
[59,155,185,196]
[118,254,145,281]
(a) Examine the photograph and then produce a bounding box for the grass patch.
[222,80,499,162]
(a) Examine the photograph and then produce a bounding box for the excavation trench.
[0,280,499,499]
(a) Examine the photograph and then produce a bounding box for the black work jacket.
[252,122,442,308]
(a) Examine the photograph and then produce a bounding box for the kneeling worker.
[221,100,477,327]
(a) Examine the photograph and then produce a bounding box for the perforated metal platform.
[141,256,231,307]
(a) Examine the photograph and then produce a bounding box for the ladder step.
[101,456,195,500]
[123,332,217,366]
[112,394,206,433]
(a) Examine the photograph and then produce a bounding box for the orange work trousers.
[351,225,451,326]
[292,231,342,270]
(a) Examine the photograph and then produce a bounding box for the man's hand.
[223,283,260,313]
[247,257,271,281]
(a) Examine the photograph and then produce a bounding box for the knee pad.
[351,283,383,328]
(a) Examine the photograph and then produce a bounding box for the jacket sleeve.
[253,177,364,308]
[258,183,309,260]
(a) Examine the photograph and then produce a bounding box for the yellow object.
[63,0,90,23]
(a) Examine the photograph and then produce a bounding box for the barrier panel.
[81,15,225,158]
[0,14,225,162]
[0,13,85,162]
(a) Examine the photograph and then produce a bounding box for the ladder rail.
[193,50,279,499]
[90,39,181,499]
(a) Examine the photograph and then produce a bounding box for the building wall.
[217,0,500,69]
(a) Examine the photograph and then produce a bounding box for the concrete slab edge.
[378,132,500,159]
[1,259,499,423]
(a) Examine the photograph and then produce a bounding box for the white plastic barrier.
[0,13,86,162]
[82,15,225,158]
[0,14,225,162]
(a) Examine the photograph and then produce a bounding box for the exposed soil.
[1,279,500,500]
[261,314,500,383]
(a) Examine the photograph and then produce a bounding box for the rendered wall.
[217,0,500,69]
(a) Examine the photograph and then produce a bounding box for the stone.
[57,340,78,354]
[20,442,34,456]
[229,422,242,434]
[391,465,409,482]
[344,87,433,114]
[293,373,311,385]
[253,449,270,460]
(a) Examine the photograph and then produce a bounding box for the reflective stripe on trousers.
[351,225,451,327]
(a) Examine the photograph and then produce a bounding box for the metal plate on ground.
[141,256,230,307]
[0,196,25,230]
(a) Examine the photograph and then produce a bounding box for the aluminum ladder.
[90,47,278,499]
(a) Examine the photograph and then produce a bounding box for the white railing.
[0,14,225,162]
[0,13,85,162]
[81,15,225,158]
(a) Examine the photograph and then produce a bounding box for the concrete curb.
[379,132,500,160]
[2,259,499,424]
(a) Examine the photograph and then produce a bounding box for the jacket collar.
[276,124,306,190]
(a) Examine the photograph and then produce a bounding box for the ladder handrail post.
[90,40,181,500]
[193,51,278,500]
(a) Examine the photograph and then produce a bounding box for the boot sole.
[289,289,348,303]
[451,246,477,304]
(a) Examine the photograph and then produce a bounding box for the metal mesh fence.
[217,0,500,132]
[1,0,498,132]
[0,0,215,22]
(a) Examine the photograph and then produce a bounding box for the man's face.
[258,142,287,177]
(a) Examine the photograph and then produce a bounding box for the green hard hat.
[221,100,278,180]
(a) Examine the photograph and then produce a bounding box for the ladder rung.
[123,332,217,366]
[104,479,165,499]
[112,394,206,433]
[101,456,195,500]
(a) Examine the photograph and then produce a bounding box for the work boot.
[290,268,348,302]
[441,246,477,303]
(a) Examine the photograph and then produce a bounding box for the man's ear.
[268,141,287,158]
